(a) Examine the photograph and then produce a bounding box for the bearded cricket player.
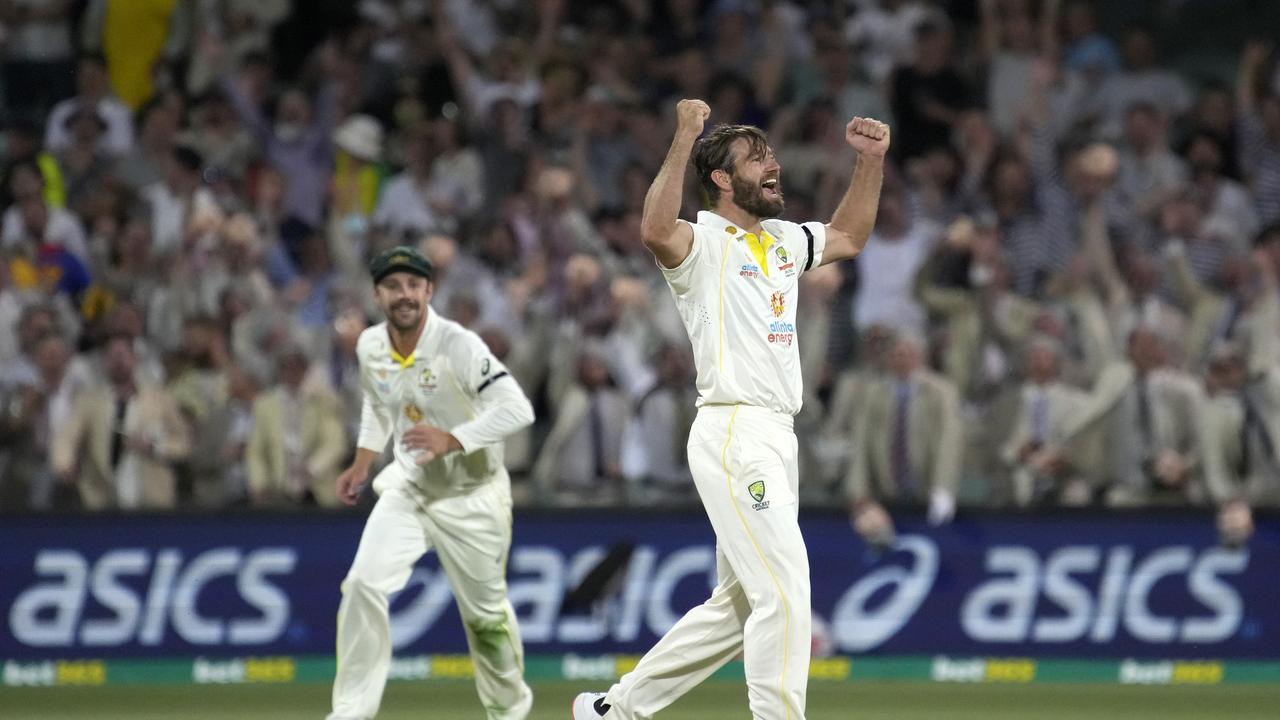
[572,100,889,719]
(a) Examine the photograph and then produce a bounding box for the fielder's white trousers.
[603,404,810,720]
[328,480,531,720]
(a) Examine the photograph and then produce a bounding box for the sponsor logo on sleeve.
[749,481,769,511]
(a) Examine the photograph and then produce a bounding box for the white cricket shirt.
[660,210,827,416]
[356,306,534,499]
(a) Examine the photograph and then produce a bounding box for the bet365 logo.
[749,481,769,511]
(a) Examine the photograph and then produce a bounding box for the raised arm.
[820,118,890,265]
[640,99,707,269]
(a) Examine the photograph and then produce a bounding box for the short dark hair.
[692,124,769,203]
[1256,222,1280,248]
[171,145,204,174]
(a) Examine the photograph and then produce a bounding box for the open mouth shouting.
[761,176,782,202]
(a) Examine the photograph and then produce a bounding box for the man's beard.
[730,174,784,218]
[387,300,423,331]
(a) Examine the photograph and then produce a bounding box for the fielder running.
[328,246,535,720]
[572,101,889,719]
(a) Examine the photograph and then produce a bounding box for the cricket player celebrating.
[328,246,535,720]
[572,101,889,719]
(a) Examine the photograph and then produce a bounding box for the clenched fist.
[845,117,891,157]
[675,99,711,138]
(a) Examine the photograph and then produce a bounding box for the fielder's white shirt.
[356,307,534,499]
[660,211,827,416]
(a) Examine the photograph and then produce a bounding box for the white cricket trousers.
[328,480,531,720]
[604,404,810,720]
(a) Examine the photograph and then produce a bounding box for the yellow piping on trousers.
[720,405,792,719]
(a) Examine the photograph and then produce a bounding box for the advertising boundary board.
[4,654,1280,688]
[2,509,1278,665]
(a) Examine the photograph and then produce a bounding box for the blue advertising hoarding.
[1,511,1276,661]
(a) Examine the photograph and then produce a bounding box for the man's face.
[374,272,432,332]
[889,339,921,379]
[35,336,68,382]
[1026,344,1059,384]
[1128,329,1165,372]
[1209,357,1246,393]
[77,59,107,96]
[105,338,135,384]
[726,138,784,218]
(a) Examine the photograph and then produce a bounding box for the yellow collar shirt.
[659,211,827,416]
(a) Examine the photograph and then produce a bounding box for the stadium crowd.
[0,0,1278,534]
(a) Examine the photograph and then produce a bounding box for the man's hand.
[336,463,369,506]
[1153,450,1188,489]
[845,117,890,157]
[928,488,956,526]
[675,99,711,140]
[402,424,463,466]
[1218,499,1254,547]
[851,501,896,549]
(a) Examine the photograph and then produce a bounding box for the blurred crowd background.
[1,0,1279,523]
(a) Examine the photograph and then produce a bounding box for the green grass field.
[6,680,1280,719]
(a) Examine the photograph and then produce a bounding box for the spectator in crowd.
[3,158,90,261]
[219,39,341,227]
[1202,343,1280,546]
[0,1,1275,520]
[44,52,133,157]
[889,19,970,161]
[79,0,192,111]
[141,144,218,256]
[534,346,630,506]
[622,341,697,504]
[0,0,76,123]
[185,363,258,508]
[1237,41,1280,227]
[1052,327,1208,506]
[50,333,191,510]
[852,182,938,338]
[246,345,346,507]
[847,332,962,541]
[1000,335,1098,506]
[1088,26,1192,141]
[117,94,182,193]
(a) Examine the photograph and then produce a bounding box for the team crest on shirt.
[774,245,796,275]
[749,481,769,510]
[404,403,423,423]
[418,366,438,391]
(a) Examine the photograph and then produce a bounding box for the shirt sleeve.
[657,220,710,297]
[447,332,535,453]
[355,351,395,453]
[798,220,827,273]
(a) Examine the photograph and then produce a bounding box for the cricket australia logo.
[418,366,438,391]
[749,480,769,511]
[769,291,785,318]
[775,245,796,275]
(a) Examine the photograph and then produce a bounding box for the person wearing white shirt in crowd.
[852,183,939,339]
[141,145,218,255]
[43,53,134,157]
